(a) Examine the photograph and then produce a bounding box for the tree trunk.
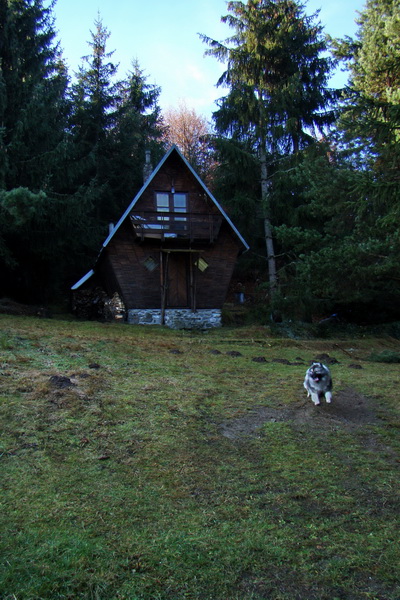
[260,146,277,295]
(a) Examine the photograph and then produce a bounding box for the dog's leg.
[310,392,320,406]
[325,391,332,403]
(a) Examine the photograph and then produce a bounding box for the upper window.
[156,193,187,228]
[173,193,187,214]
[156,193,170,213]
[156,192,187,215]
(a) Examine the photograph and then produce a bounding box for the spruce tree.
[333,0,400,202]
[111,59,166,215]
[201,0,336,294]
[317,0,400,321]
[264,0,400,322]
[69,20,165,229]
[0,0,68,191]
[0,0,77,301]
[69,16,120,226]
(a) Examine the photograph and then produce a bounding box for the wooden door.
[167,253,189,307]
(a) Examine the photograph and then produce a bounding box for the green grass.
[1,315,399,599]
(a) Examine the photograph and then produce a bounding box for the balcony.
[130,211,223,243]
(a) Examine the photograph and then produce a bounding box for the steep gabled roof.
[72,145,248,290]
[71,270,95,291]
[102,144,249,250]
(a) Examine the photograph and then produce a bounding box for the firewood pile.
[105,292,126,321]
[72,288,126,321]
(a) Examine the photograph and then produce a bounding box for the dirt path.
[220,387,380,439]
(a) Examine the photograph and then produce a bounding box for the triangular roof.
[102,144,249,250]
[71,270,95,290]
[72,145,248,290]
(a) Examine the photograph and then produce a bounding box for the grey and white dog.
[304,362,332,405]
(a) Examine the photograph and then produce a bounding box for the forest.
[1,0,399,325]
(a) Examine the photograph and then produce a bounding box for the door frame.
[160,249,198,323]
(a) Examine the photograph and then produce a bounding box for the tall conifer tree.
[312,0,400,320]
[111,60,166,214]
[201,0,336,293]
[269,0,400,322]
[0,0,68,191]
[69,16,120,225]
[69,20,165,228]
[333,0,400,203]
[0,0,76,300]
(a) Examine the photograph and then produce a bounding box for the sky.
[53,0,367,121]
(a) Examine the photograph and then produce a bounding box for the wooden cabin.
[71,145,249,328]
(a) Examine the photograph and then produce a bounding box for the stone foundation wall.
[127,308,221,329]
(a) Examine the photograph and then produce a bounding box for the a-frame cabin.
[72,145,249,328]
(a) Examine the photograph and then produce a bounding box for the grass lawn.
[1,315,399,599]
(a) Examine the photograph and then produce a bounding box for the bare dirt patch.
[220,387,379,439]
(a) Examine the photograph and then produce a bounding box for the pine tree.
[266,0,400,322]
[315,0,400,321]
[0,0,79,301]
[68,15,120,226]
[270,143,363,319]
[0,6,166,302]
[201,0,336,294]
[333,0,400,202]
[111,59,166,214]
[0,0,69,191]
[69,20,165,228]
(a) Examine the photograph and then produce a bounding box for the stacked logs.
[72,288,126,321]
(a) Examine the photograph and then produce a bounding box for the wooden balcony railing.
[130,211,223,243]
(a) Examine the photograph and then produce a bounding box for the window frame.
[155,192,188,218]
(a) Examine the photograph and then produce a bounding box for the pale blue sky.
[53,0,366,120]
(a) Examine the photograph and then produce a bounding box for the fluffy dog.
[304,362,332,405]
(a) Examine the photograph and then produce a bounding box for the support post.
[160,251,169,325]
